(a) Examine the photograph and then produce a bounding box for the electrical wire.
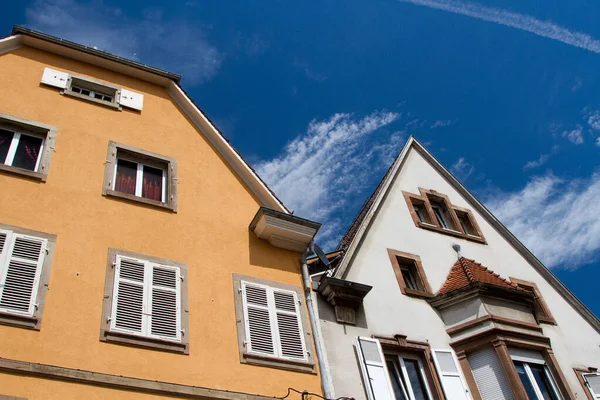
[277,387,355,400]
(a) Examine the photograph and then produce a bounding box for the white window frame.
[113,157,167,203]
[71,84,114,102]
[1,128,45,172]
[241,280,307,362]
[109,255,181,342]
[386,352,434,400]
[511,354,563,400]
[583,372,600,399]
[0,229,47,317]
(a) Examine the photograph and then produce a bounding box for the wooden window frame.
[509,277,557,325]
[100,248,189,354]
[0,112,58,181]
[375,335,445,400]
[402,188,486,244]
[387,249,433,299]
[574,367,600,400]
[102,141,178,212]
[452,333,574,400]
[0,222,56,330]
[232,273,316,374]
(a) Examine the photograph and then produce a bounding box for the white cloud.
[523,146,558,170]
[256,111,401,245]
[596,137,600,147]
[562,126,584,144]
[585,108,600,131]
[451,157,475,181]
[486,172,600,269]
[430,119,454,129]
[399,0,600,54]
[26,0,222,85]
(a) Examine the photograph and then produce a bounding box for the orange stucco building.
[0,27,323,399]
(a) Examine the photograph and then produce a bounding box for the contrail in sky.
[399,0,600,54]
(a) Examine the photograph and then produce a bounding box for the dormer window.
[403,188,486,243]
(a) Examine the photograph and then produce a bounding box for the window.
[41,67,144,111]
[580,371,600,399]
[69,76,117,105]
[455,210,478,237]
[0,223,56,330]
[387,249,432,298]
[386,354,432,400]
[0,113,57,181]
[102,141,178,212]
[233,274,314,373]
[514,361,560,400]
[509,278,556,325]
[100,248,188,354]
[403,188,486,244]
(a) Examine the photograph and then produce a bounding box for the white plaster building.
[310,137,600,400]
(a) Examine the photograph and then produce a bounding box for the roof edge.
[11,26,181,84]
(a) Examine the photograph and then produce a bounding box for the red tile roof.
[437,258,527,295]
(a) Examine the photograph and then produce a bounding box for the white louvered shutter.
[0,230,10,267]
[273,288,306,360]
[468,347,515,400]
[119,88,144,111]
[111,256,146,335]
[242,282,275,356]
[0,233,46,316]
[356,337,395,400]
[148,264,181,341]
[432,349,471,400]
[41,67,69,89]
[584,373,600,398]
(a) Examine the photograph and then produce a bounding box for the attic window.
[509,278,556,325]
[67,76,118,107]
[403,189,486,244]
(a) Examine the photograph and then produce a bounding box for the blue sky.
[2,0,599,314]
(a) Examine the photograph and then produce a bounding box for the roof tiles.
[437,258,526,295]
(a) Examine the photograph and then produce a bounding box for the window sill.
[0,164,46,181]
[403,288,434,299]
[62,90,122,110]
[241,352,316,374]
[417,222,487,244]
[103,189,176,212]
[100,330,188,354]
[0,311,40,330]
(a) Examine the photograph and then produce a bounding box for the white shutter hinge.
[243,340,248,347]
[111,262,116,268]
[45,247,49,255]
[107,316,112,323]
[180,275,184,281]
[238,288,242,293]
[180,328,185,335]
[34,303,39,310]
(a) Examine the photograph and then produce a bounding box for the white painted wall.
[318,147,600,400]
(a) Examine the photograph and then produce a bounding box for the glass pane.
[0,129,14,164]
[530,364,559,400]
[386,359,408,400]
[142,165,164,201]
[404,359,429,400]
[401,268,418,290]
[432,206,448,229]
[115,159,137,195]
[12,134,43,171]
[514,361,538,399]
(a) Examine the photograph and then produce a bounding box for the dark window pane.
[386,359,408,400]
[514,361,538,399]
[115,159,137,195]
[401,268,418,290]
[0,129,14,164]
[142,165,164,201]
[404,359,429,400]
[530,364,559,400]
[12,134,43,171]
[72,86,81,94]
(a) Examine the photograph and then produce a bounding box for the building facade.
[0,27,322,399]
[312,138,600,400]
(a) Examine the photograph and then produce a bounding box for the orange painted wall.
[0,46,320,398]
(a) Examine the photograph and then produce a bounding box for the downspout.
[302,244,335,399]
